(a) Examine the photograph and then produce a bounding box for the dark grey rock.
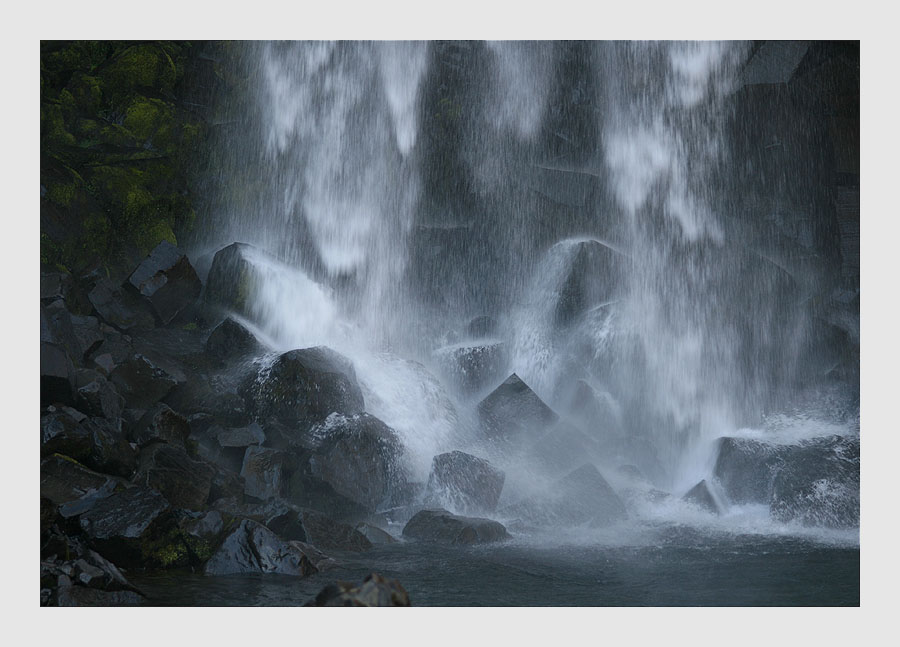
[434,341,508,395]
[240,446,289,501]
[242,347,365,428]
[41,410,136,478]
[217,422,265,448]
[40,454,114,505]
[355,523,397,545]
[425,451,505,514]
[88,278,155,331]
[76,375,125,421]
[554,239,621,327]
[133,444,215,511]
[127,241,202,324]
[402,508,510,545]
[467,315,497,339]
[131,403,190,448]
[304,573,410,606]
[683,480,720,514]
[204,242,262,317]
[41,341,75,406]
[477,373,558,444]
[300,510,373,552]
[205,317,259,362]
[110,353,186,409]
[203,519,317,576]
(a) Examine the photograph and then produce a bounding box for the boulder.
[203,519,317,577]
[682,480,720,514]
[300,510,373,552]
[306,413,407,512]
[477,373,558,443]
[76,375,125,421]
[133,444,215,511]
[425,451,505,514]
[285,471,371,522]
[205,317,259,363]
[434,341,509,395]
[240,446,289,501]
[553,239,620,327]
[713,437,783,504]
[204,242,261,316]
[402,508,511,545]
[41,341,76,406]
[110,353,186,409]
[131,403,190,449]
[40,454,116,505]
[41,409,136,478]
[164,375,250,428]
[126,241,202,325]
[355,523,397,545]
[305,573,410,607]
[467,315,498,339]
[69,314,105,362]
[242,347,365,428]
[88,278,155,331]
[217,422,266,449]
[504,463,627,528]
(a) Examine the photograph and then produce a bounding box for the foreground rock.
[477,373,558,444]
[504,463,627,528]
[307,413,407,512]
[425,451,505,514]
[203,519,317,576]
[126,241,202,324]
[682,480,720,514]
[402,508,511,545]
[713,434,859,527]
[42,546,145,607]
[242,347,365,428]
[131,403,190,448]
[305,573,410,607]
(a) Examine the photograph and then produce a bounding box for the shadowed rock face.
[682,480,720,514]
[204,519,317,576]
[477,373,558,444]
[402,508,511,545]
[127,241,202,325]
[425,451,505,514]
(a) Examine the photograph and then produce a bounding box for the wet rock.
[93,353,117,376]
[434,341,509,395]
[126,241,202,324]
[164,375,251,428]
[40,454,115,505]
[41,341,76,406]
[713,437,783,504]
[288,541,339,571]
[477,373,558,444]
[203,519,317,577]
[58,479,120,521]
[131,403,189,449]
[78,486,174,567]
[355,523,397,545]
[467,315,497,338]
[425,451,505,514]
[41,410,136,478]
[263,508,308,543]
[76,375,125,420]
[240,446,289,501]
[207,464,247,504]
[133,444,215,510]
[88,278,155,331]
[205,317,259,362]
[204,242,261,317]
[554,239,620,327]
[526,420,603,475]
[682,480,720,514]
[285,471,370,522]
[300,510,372,552]
[402,508,511,545]
[217,422,265,448]
[41,272,68,303]
[565,379,623,433]
[70,314,105,360]
[307,413,407,512]
[305,573,410,607]
[243,347,365,428]
[110,353,186,409]
[504,463,627,528]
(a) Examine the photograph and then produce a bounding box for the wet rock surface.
[204,519,317,576]
[126,241,202,325]
[683,480,721,514]
[425,451,505,514]
[402,508,511,545]
[305,573,410,606]
[477,373,558,443]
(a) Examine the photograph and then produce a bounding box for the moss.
[102,44,178,100]
[46,182,77,207]
[41,103,76,147]
[181,322,199,331]
[123,96,174,149]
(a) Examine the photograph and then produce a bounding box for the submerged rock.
[203,519,317,577]
[425,451,505,514]
[243,346,365,428]
[355,523,397,545]
[305,573,410,607]
[402,508,511,545]
[126,241,202,325]
[477,373,558,444]
[682,479,720,514]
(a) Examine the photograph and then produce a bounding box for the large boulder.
[133,444,215,511]
[42,546,145,607]
[682,479,721,514]
[503,463,627,528]
[131,403,190,449]
[126,241,202,325]
[552,239,621,327]
[306,413,407,512]
[41,409,136,478]
[240,446,290,501]
[87,278,156,331]
[242,347,365,428]
[300,510,373,552]
[305,573,410,607]
[713,437,783,504]
[402,508,511,545]
[203,519,317,577]
[425,451,505,514]
[204,242,261,317]
[110,353,186,409]
[204,317,259,363]
[40,454,116,505]
[433,341,509,395]
[477,373,558,444]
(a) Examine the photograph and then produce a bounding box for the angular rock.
[553,239,620,327]
[41,341,76,406]
[288,541,338,572]
[205,317,259,363]
[110,353,186,409]
[355,523,397,545]
[133,444,215,511]
[41,410,136,478]
[713,436,783,504]
[164,375,250,428]
[204,242,262,317]
[434,341,509,395]
[69,314,105,361]
[477,373,558,443]
[425,451,505,514]
[131,403,190,448]
[203,519,317,577]
[285,471,371,522]
[127,241,202,324]
[88,278,155,331]
[682,479,720,514]
[467,315,497,339]
[40,454,115,505]
[307,413,406,511]
[243,347,365,428]
[263,508,308,543]
[305,573,410,607]
[300,510,372,552]
[402,508,511,545]
[76,375,125,421]
[217,422,265,448]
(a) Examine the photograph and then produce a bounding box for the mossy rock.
[100,43,180,102]
[123,96,175,150]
